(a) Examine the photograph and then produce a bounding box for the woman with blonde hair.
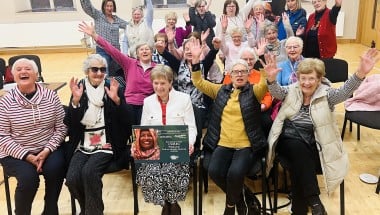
[158,11,192,48]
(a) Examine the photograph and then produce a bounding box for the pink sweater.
[96,36,155,105]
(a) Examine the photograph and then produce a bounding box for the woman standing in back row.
[80,0,128,73]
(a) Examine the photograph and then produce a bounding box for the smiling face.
[139,130,154,151]
[230,63,249,88]
[165,16,177,28]
[265,28,278,44]
[285,42,302,61]
[231,31,243,46]
[286,0,298,11]
[86,60,106,87]
[225,2,237,16]
[298,71,320,98]
[240,50,256,70]
[312,0,327,12]
[103,1,114,16]
[152,77,172,101]
[136,44,152,63]
[12,59,38,93]
[252,5,264,17]
[132,8,143,24]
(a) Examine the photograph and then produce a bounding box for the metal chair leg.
[131,159,139,215]
[340,181,345,215]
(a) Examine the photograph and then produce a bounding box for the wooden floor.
[1,43,380,214]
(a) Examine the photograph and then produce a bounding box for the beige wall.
[0,0,360,47]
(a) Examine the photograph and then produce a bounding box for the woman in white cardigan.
[132,64,197,215]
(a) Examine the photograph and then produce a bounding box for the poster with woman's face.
[132,125,189,163]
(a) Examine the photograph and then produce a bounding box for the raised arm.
[145,0,154,29]
[80,0,100,18]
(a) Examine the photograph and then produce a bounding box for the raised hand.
[201,28,210,43]
[296,25,305,36]
[254,37,268,56]
[69,77,83,106]
[356,48,380,79]
[220,15,228,33]
[105,77,121,105]
[212,37,222,50]
[166,28,176,44]
[282,12,290,26]
[245,15,254,30]
[261,53,282,82]
[183,12,190,22]
[189,38,203,64]
[78,21,97,39]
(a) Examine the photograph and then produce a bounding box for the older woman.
[303,0,342,59]
[189,0,216,48]
[264,49,379,215]
[133,64,197,215]
[276,36,304,86]
[80,0,128,69]
[190,39,268,215]
[0,58,67,215]
[65,54,131,215]
[158,11,192,48]
[262,15,293,63]
[79,21,156,125]
[121,0,154,58]
[215,0,257,42]
[277,0,307,40]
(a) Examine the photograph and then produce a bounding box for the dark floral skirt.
[136,162,190,206]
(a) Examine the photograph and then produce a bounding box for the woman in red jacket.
[303,0,342,59]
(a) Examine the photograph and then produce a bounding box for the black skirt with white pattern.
[136,162,190,206]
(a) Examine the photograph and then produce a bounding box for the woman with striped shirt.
[0,58,67,215]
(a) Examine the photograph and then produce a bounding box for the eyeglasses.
[299,76,319,83]
[89,67,107,73]
[231,70,249,76]
[285,45,300,50]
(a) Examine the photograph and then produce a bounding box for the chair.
[341,111,380,141]
[0,57,5,89]
[322,58,348,83]
[198,151,271,215]
[8,55,44,83]
[376,175,380,194]
[272,155,345,215]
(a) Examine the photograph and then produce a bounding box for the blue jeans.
[96,46,112,76]
[0,147,66,215]
[208,146,254,206]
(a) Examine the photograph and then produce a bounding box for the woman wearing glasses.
[190,40,268,215]
[303,0,342,59]
[263,49,379,215]
[65,54,132,215]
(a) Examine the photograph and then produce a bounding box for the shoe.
[244,186,261,215]
[161,201,170,215]
[223,206,235,215]
[236,198,248,215]
[170,202,181,215]
[311,203,328,215]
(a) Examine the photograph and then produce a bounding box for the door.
[360,0,380,47]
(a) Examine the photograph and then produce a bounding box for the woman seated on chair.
[64,54,131,215]
[0,58,67,215]
[263,48,379,215]
[131,64,197,215]
[190,38,268,215]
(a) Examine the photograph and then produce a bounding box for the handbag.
[281,119,317,149]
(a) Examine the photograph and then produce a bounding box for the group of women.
[1,1,380,215]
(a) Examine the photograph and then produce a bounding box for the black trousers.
[208,146,253,206]
[276,136,322,215]
[0,147,66,215]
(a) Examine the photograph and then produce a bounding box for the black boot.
[161,201,170,215]
[236,191,247,215]
[223,206,235,215]
[311,203,327,215]
[170,202,181,215]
